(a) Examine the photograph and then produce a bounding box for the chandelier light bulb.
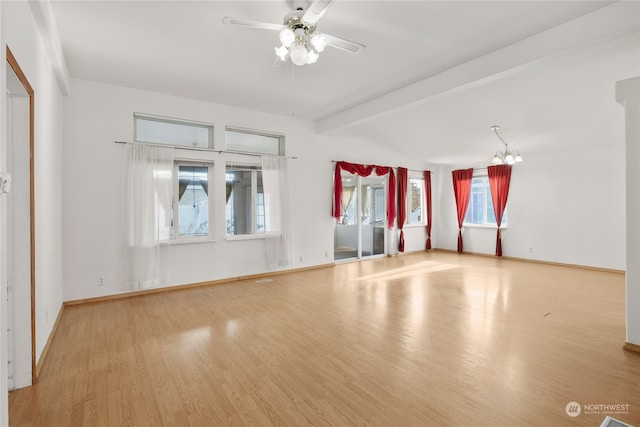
[306,50,319,64]
[310,33,328,52]
[289,44,309,66]
[505,153,515,165]
[491,154,503,165]
[274,45,289,61]
[279,28,295,48]
[514,154,523,163]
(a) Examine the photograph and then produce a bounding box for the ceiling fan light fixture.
[310,33,327,52]
[274,45,289,61]
[222,0,366,67]
[290,43,309,66]
[279,28,295,47]
[306,50,319,64]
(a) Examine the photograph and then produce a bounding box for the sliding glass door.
[360,177,385,257]
[334,172,386,261]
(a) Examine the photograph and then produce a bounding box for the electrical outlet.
[299,255,304,262]
[528,247,534,254]
[98,275,105,286]
[324,251,328,258]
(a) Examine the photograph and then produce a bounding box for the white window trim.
[463,223,508,230]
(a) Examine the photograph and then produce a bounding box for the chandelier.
[490,125,523,165]
[274,15,328,66]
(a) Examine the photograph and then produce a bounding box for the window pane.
[256,171,264,232]
[464,176,507,226]
[226,165,263,236]
[373,187,385,223]
[465,178,484,224]
[178,166,208,237]
[135,115,212,148]
[225,129,282,155]
[409,179,424,224]
[486,185,497,224]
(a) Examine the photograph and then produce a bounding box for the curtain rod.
[331,160,430,174]
[115,141,297,159]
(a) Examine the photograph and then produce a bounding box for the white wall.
[617,76,640,346]
[1,0,65,422]
[62,79,432,301]
[0,3,7,424]
[434,144,626,270]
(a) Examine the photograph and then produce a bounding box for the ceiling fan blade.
[325,34,366,54]
[222,16,283,31]
[302,0,335,25]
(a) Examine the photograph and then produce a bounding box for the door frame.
[334,172,388,261]
[6,46,36,383]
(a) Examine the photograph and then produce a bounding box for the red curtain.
[452,168,474,253]
[424,171,432,250]
[397,167,408,252]
[333,161,396,229]
[488,165,512,256]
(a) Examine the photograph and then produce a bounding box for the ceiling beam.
[317,1,640,134]
[28,0,71,96]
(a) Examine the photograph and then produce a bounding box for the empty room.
[1,0,639,426]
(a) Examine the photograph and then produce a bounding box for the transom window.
[134,113,213,149]
[225,127,284,156]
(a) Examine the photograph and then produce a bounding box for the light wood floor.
[9,252,640,426]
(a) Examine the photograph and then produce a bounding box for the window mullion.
[251,170,257,234]
[483,178,488,225]
[173,164,179,239]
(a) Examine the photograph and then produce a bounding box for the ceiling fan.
[222,0,365,66]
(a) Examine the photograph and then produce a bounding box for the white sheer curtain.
[261,156,294,269]
[120,144,173,290]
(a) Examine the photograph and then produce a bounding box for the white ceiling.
[50,0,640,164]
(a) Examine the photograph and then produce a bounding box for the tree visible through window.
[408,178,424,224]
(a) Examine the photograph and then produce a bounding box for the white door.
[5,61,32,390]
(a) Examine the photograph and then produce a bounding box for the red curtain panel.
[424,171,432,250]
[333,161,396,229]
[451,168,474,253]
[397,167,408,252]
[488,165,512,256]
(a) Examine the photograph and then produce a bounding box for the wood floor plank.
[9,252,640,426]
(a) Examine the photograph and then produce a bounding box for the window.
[225,127,284,156]
[407,177,425,225]
[225,164,264,236]
[464,176,507,226]
[135,113,213,149]
[173,162,212,240]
